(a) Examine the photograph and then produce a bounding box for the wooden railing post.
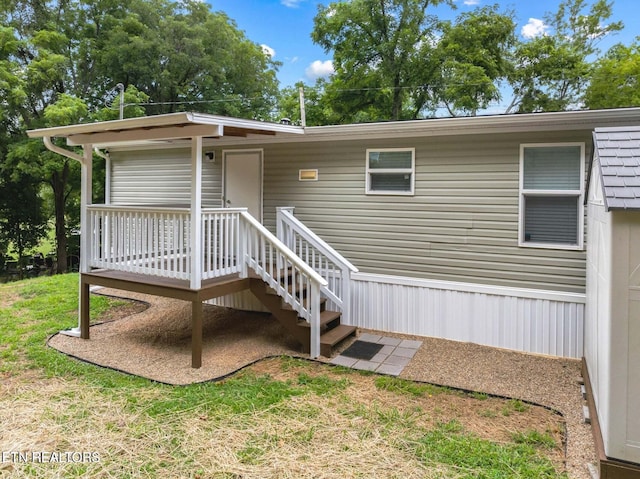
[276,206,295,247]
[310,281,321,359]
[239,211,248,278]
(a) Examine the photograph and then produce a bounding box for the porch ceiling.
[26,112,304,147]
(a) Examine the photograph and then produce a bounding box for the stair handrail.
[276,207,358,324]
[276,207,358,274]
[239,210,326,358]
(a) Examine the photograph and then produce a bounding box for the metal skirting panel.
[349,274,585,358]
[209,289,269,313]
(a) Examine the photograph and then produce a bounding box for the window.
[519,143,585,249]
[366,148,415,195]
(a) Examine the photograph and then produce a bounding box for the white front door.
[223,150,263,221]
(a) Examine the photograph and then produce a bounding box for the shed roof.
[593,126,640,211]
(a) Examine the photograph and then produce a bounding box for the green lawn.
[0,274,568,478]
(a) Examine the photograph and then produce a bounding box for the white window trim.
[365,147,415,196]
[518,142,585,250]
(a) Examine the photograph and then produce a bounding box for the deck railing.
[276,207,358,323]
[87,205,327,357]
[88,205,192,279]
[241,211,327,357]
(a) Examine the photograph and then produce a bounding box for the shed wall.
[586,160,640,463]
[609,211,640,463]
[585,175,613,453]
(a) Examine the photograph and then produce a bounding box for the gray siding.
[110,148,222,207]
[258,130,592,293]
[107,130,592,293]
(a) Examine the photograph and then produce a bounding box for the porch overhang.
[26,112,305,147]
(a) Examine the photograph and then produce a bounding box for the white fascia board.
[189,112,304,135]
[27,112,196,139]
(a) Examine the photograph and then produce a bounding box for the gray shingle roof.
[593,127,640,210]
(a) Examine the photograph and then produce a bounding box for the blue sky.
[208,0,640,88]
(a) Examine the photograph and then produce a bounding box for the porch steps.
[249,278,356,357]
[318,324,357,358]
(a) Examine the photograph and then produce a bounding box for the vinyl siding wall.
[255,130,591,294]
[110,148,222,207]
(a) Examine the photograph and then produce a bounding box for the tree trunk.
[51,162,69,274]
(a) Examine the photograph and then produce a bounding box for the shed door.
[223,150,263,221]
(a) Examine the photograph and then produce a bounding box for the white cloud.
[463,0,480,5]
[521,18,550,39]
[281,0,304,7]
[305,60,334,80]
[261,44,275,58]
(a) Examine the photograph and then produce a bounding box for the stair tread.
[281,297,326,311]
[298,310,341,328]
[320,324,357,346]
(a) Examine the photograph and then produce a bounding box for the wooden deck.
[80,270,252,368]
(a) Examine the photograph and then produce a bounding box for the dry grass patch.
[0,357,567,479]
[0,275,568,478]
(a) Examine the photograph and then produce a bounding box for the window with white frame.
[519,143,585,249]
[366,148,415,195]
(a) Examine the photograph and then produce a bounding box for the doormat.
[339,340,384,361]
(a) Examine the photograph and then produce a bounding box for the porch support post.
[190,137,203,367]
[80,279,90,339]
[73,144,93,338]
[191,299,203,368]
[190,136,203,290]
[79,144,93,274]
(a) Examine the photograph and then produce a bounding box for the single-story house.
[27,107,640,477]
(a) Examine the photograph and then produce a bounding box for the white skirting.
[348,273,585,358]
[209,272,585,358]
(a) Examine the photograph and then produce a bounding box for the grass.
[0,274,568,478]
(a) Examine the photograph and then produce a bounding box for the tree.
[507,0,622,112]
[0,0,279,273]
[96,0,280,118]
[432,6,515,116]
[312,0,453,122]
[277,80,341,126]
[0,171,48,278]
[584,41,640,109]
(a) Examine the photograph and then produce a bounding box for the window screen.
[523,196,579,245]
[366,149,414,195]
[523,146,581,190]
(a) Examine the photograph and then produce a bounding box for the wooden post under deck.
[191,300,203,368]
[80,280,90,339]
[79,271,251,368]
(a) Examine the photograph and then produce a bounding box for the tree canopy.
[0,0,280,272]
[584,41,640,109]
[311,0,454,122]
[305,0,627,123]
